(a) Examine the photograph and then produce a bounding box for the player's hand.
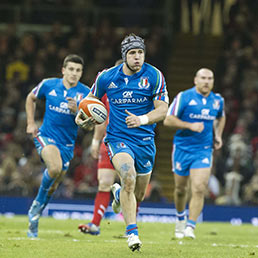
[189,122,204,133]
[125,110,141,128]
[214,136,223,150]
[75,110,95,131]
[26,123,38,138]
[66,97,77,113]
[81,117,95,131]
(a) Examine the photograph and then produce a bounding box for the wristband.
[92,139,100,146]
[138,115,149,125]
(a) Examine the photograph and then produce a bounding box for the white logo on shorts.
[202,158,209,164]
[48,138,55,143]
[64,161,70,167]
[176,162,182,170]
[144,161,151,167]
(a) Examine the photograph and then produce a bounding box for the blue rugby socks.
[35,169,55,206]
[126,224,138,236]
[187,219,196,229]
[176,210,186,221]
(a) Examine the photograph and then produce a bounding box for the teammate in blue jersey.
[25,54,90,238]
[164,68,226,239]
[76,34,169,251]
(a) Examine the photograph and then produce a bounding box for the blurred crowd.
[0,0,258,205]
[209,0,258,206]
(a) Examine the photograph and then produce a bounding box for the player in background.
[75,33,169,251]
[78,94,115,235]
[78,60,124,235]
[25,54,90,238]
[164,68,226,239]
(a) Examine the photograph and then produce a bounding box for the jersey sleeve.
[167,92,186,117]
[216,96,225,118]
[152,69,169,104]
[31,79,49,99]
[90,70,108,99]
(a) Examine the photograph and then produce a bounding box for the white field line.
[4,235,258,249]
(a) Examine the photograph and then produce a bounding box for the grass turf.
[0,215,257,258]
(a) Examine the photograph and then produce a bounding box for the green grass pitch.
[0,215,257,258]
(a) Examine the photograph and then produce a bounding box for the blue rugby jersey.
[32,78,90,146]
[91,63,169,145]
[167,86,225,151]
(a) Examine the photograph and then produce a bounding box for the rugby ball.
[78,97,107,124]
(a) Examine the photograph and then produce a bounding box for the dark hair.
[63,54,84,67]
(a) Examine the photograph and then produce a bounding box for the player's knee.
[48,165,62,178]
[98,178,113,191]
[192,184,206,196]
[48,185,57,195]
[175,185,187,197]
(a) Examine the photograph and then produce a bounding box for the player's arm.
[25,91,38,137]
[91,120,107,159]
[148,99,168,123]
[85,93,99,100]
[125,100,168,128]
[75,93,100,130]
[213,115,226,150]
[164,92,204,133]
[163,115,204,133]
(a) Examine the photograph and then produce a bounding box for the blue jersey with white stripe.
[91,63,168,145]
[32,78,90,146]
[167,86,225,151]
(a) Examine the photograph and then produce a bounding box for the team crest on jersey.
[213,99,220,110]
[76,93,84,101]
[138,77,150,89]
